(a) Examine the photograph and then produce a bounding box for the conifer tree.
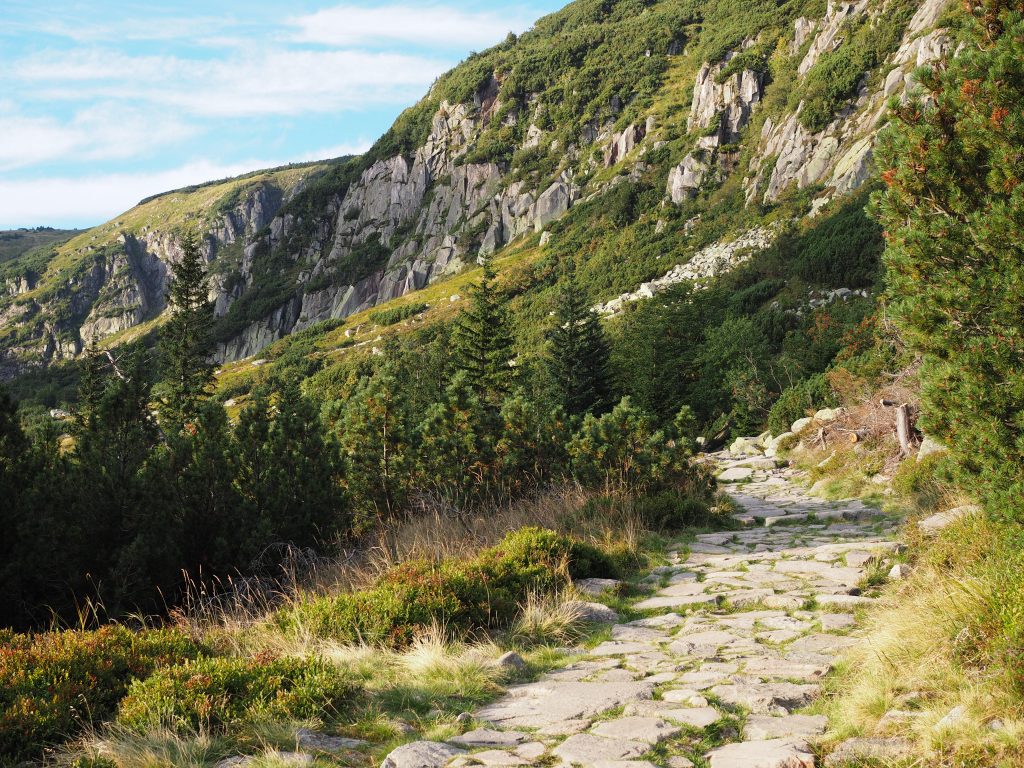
[336,366,413,527]
[873,0,1024,500]
[546,278,612,416]
[159,230,214,428]
[452,256,514,403]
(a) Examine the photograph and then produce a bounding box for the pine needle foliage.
[546,277,612,417]
[452,256,514,404]
[158,230,214,428]
[872,0,1024,504]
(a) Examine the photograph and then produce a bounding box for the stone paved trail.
[387,452,902,768]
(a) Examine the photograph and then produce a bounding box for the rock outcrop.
[667,50,765,202]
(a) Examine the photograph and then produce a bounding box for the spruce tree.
[546,278,612,416]
[159,229,214,428]
[873,0,1024,501]
[452,256,514,403]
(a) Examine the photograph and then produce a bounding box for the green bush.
[276,527,619,646]
[368,302,428,327]
[568,397,695,494]
[631,490,720,531]
[0,626,202,762]
[766,373,836,435]
[117,654,358,732]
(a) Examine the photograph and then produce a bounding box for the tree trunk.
[896,404,913,455]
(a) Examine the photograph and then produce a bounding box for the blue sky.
[0,1,565,229]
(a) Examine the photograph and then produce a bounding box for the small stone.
[296,728,368,751]
[935,704,968,730]
[576,578,622,596]
[888,563,912,580]
[497,651,527,671]
[570,601,621,623]
[918,505,981,534]
[667,759,695,768]
[381,741,465,768]
[456,712,472,724]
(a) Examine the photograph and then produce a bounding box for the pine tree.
[452,256,514,403]
[336,366,414,527]
[159,229,214,428]
[872,0,1024,501]
[546,278,612,416]
[235,384,347,553]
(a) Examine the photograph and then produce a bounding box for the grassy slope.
[786,429,1024,766]
[0,228,83,265]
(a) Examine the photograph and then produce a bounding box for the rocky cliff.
[0,0,955,376]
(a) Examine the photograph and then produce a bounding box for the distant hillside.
[0,227,82,263]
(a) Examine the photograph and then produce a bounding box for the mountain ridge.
[0,0,953,382]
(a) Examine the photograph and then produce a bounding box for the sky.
[0,0,565,229]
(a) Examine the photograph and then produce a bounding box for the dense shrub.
[0,626,201,762]
[874,0,1024,505]
[369,302,428,327]
[766,373,836,435]
[277,527,619,645]
[567,398,695,493]
[117,655,358,732]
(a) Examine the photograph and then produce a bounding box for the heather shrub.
[117,654,358,732]
[0,626,201,762]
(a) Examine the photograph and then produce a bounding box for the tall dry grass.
[173,482,642,642]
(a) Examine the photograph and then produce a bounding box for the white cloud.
[0,146,369,229]
[288,3,533,48]
[0,107,197,171]
[12,48,449,117]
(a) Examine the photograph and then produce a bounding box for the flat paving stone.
[591,716,681,744]
[706,738,816,768]
[743,714,828,740]
[552,733,649,763]
[476,680,654,730]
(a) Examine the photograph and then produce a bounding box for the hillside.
[0,0,952,384]
[0,227,83,264]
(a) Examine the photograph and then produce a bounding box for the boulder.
[791,417,814,434]
[917,435,948,462]
[730,436,762,456]
[918,504,981,535]
[813,407,845,422]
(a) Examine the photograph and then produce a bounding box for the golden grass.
[817,503,1024,765]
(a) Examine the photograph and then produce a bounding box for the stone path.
[386,452,902,768]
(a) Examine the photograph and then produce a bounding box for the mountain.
[0,0,952,382]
